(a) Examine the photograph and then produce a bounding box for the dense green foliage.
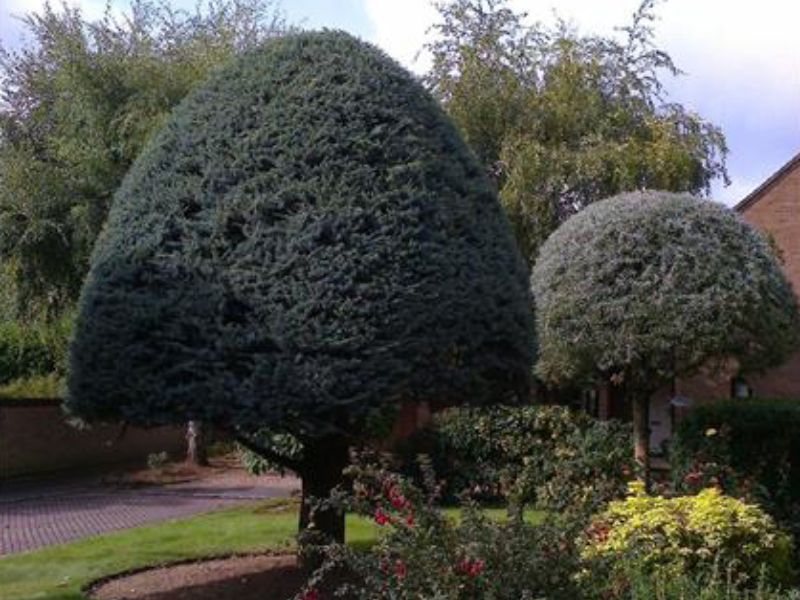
[0,314,72,385]
[579,485,795,597]
[623,570,800,600]
[532,191,799,389]
[0,0,286,318]
[0,374,63,401]
[67,30,532,485]
[400,405,632,513]
[671,399,800,552]
[424,0,729,262]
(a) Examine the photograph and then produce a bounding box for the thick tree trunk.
[298,435,350,544]
[186,420,209,466]
[631,392,651,490]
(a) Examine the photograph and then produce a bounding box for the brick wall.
[737,158,800,398]
[0,399,186,479]
[675,157,800,403]
[742,161,800,293]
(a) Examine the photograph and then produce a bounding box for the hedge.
[670,398,800,538]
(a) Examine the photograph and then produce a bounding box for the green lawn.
[0,499,544,600]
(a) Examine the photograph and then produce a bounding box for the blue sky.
[2,0,798,206]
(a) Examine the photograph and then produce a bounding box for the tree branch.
[233,432,304,474]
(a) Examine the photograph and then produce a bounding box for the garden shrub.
[670,399,800,553]
[579,483,794,598]
[0,373,63,400]
[0,314,72,385]
[300,458,582,600]
[400,405,633,514]
[624,566,800,600]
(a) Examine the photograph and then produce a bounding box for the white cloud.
[362,0,438,71]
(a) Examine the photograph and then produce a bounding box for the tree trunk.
[298,435,350,544]
[186,420,209,466]
[631,392,651,490]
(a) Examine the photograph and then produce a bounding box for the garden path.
[0,469,299,555]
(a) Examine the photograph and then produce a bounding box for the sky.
[1,0,798,206]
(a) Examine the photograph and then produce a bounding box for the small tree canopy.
[532,190,799,389]
[66,31,534,439]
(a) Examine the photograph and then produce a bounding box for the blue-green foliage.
[66,32,534,436]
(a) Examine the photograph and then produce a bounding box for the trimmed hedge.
[66,31,534,434]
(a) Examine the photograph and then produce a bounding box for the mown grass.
[0,499,543,600]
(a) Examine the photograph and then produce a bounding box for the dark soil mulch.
[89,554,350,600]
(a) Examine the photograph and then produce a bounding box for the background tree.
[0,0,286,319]
[66,31,535,542]
[531,191,799,483]
[0,0,286,462]
[424,0,729,264]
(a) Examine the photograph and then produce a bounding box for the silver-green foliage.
[532,191,799,388]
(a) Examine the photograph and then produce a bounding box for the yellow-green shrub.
[579,484,794,597]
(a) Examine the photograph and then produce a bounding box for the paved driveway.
[0,471,300,555]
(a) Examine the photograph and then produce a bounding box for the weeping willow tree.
[424,0,729,264]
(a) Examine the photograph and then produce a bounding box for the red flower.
[405,513,415,527]
[301,588,319,600]
[457,558,485,578]
[391,494,407,510]
[469,559,485,577]
[374,507,390,526]
[683,471,704,487]
[395,560,407,579]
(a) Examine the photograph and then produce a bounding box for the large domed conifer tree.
[67,31,535,541]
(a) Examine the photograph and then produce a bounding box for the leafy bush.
[300,458,582,600]
[0,314,72,385]
[624,566,800,600]
[579,483,794,598]
[671,399,800,554]
[0,374,63,401]
[400,405,633,514]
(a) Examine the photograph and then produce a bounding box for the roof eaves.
[734,151,800,213]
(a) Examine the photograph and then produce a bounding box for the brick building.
[592,152,800,451]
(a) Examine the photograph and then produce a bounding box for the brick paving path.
[0,471,300,555]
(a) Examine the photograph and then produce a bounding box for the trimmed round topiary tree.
[531,190,799,482]
[66,31,534,541]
